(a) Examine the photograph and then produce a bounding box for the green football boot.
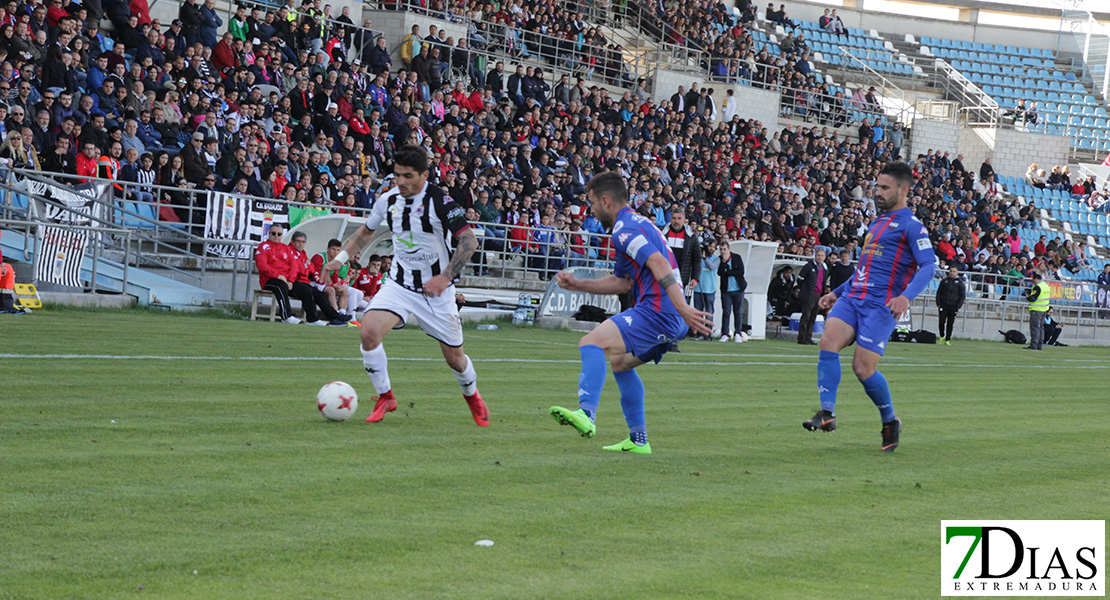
[549,406,595,439]
[601,437,652,454]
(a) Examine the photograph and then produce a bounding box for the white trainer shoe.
[285,316,301,325]
[307,320,328,326]
[719,334,731,342]
[733,333,744,343]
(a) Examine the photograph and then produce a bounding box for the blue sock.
[577,345,606,421]
[613,369,646,444]
[861,371,896,423]
[817,350,841,414]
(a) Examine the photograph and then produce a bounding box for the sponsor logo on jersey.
[917,237,931,250]
[396,232,419,250]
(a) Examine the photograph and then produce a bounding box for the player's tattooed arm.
[446,229,479,279]
[344,224,376,256]
[658,272,679,290]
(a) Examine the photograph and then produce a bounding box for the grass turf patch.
[1,310,1108,599]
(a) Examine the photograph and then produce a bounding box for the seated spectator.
[1004,99,1027,124]
[255,224,305,324]
[1043,307,1066,346]
[825,9,847,38]
[1024,101,1038,125]
[767,265,795,316]
[291,233,350,326]
[1025,163,1045,188]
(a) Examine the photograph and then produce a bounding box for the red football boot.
[464,392,489,427]
[366,391,397,423]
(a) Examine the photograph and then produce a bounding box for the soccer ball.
[316,381,358,421]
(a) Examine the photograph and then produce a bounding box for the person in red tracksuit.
[354,254,383,299]
[76,141,99,182]
[255,224,301,323]
[289,231,346,325]
[309,241,346,317]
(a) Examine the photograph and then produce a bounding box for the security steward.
[1024,272,1050,350]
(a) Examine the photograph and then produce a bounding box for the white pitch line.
[0,354,1106,369]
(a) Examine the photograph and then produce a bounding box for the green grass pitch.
[1,309,1108,599]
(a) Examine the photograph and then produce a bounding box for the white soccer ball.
[316,381,358,421]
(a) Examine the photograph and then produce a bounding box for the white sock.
[454,354,478,396]
[356,301,371,312]
[361,344,392,394]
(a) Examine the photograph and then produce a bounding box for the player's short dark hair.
[393,145,429,174]
[880,161,913,187]
[586,172,628,206]
[327,238,342,248]
[290,231,304,241]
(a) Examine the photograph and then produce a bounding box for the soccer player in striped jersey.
[323,145,489,427]
[549,173,713,454]
[803,162,937,451]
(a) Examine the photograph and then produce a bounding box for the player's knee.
[852,358,875,380]
[361,328,383,350]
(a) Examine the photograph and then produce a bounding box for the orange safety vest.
[97,155,123,191]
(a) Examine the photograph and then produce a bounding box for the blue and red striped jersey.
[845,207,937,303]
[612,207,682,314]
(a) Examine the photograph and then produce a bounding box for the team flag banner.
[36,227,88,287]
[204,192,290,258]
[25,179,110,288]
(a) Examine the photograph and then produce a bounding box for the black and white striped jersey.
[365,182,470,292]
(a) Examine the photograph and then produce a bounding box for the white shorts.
[369,279,464,347]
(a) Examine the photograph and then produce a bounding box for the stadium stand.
[2,0,1109,324]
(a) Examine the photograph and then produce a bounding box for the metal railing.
[5,169,378,301]
[776,84,871,129]
[470,220,615,281]
[368,4,649,90]
[834,47,919,126]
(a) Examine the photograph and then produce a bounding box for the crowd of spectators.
[4,0,1105,323]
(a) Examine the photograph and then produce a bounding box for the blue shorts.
[611,303,689,364]
[827,295,897,356]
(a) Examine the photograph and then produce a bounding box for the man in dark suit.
[797,249,827,345]
[487,61,505,100]
[506,64,526,107]
[718,243,747,341]
[684,82,699,112]
[670,85,686,114]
